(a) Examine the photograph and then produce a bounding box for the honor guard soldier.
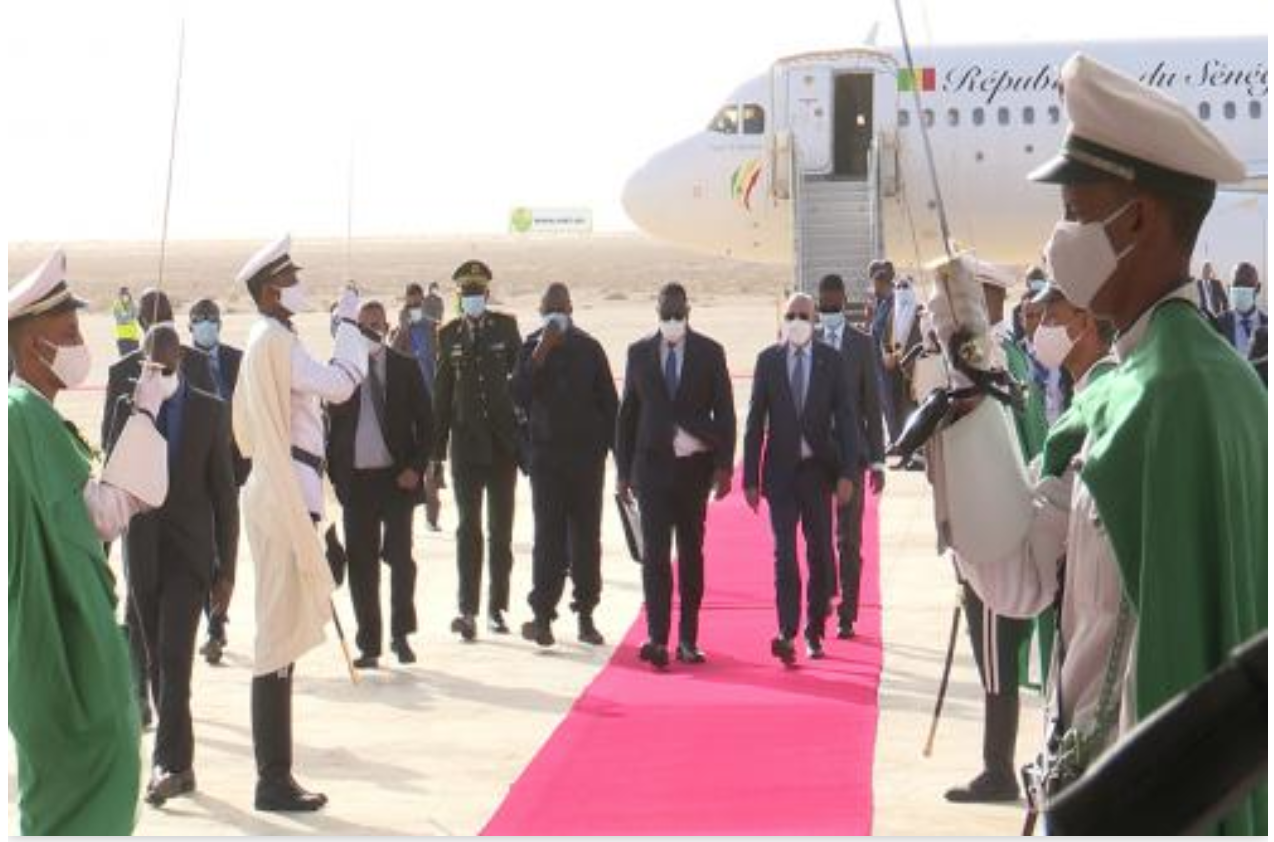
[432,260,523,640]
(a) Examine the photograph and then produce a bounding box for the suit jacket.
[122,384,239,588]
[616,329,736,490]
[326,346,434,505]
[743,342,859,496]
[511,325,618,473]
[195,343,251,485]
[1216,309,1269,355]
[820,324,885,470]
[102,346,214,454]
[1196,277,1231,317]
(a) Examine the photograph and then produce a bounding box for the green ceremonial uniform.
[1064,299,1267,834]
[8,385,140,835]
[1002,336,1049,460]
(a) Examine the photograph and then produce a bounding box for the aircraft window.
[1223,101,1237,120]
[1251,100,1263,120]
[923,109,935,127]
[741,104,766,134]
[1198,101,1211,121]
[1022,106,1035,125]
[1048,105,1061,124]
[972,107,985,126]
[708,105,740,134]
[899,109,911,127]
[997,106,1011,126]
[946,108,960,127]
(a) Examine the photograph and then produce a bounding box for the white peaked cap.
[1030,53,1246,199]
[8,249,87,321]
[236,233,301,289]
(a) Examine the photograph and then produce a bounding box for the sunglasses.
[783,312,812,322]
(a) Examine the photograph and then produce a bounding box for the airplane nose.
[621,162,660,235]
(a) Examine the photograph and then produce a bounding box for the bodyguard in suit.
[327,300,434,667]
[815,274,887,639]
[512,283,618,648]
[114,324,238,806]
[188,298,249,665]
[1216,262,1267,358]
[1195,260,1231,318]
[744,293,858,665]
[432,260,522,640]
[101,288,214,452]
[616,282,736,668]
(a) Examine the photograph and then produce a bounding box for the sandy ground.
[7,236,1041,835]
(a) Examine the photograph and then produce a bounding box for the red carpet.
[482,481,883,835]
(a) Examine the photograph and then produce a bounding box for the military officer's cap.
[453,260,493,287]
[1030,54,1245,201]
[237,234,302,296]
[8,249,88,322]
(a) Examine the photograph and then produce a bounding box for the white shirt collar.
[1113,284,1198,361]
[1074,354,1118,393]
[9,373,53,406]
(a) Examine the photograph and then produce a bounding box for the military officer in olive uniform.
[432,260,523,640]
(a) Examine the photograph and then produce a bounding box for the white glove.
[133,364,168,416]
[335,287,361,323]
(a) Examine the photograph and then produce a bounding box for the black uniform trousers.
[637,452,714,647]
[962,580,1029,776]
[528,459,606,622]
[127,558,207,772]
[452,452,518,616]
[834,469,867,624]
[342,467,418,656]
[766,460,835,640]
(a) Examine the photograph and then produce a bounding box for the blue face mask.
[1231,286,1258,314]
[461,294,487,319]
[191,320,220,349]
[820,311,845,332]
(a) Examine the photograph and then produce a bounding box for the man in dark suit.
[1216,262,1267,360]
[512,283,618,648]
[616,283,736,668]
[744,293,858,665]
[816,274,887,639]
[188,298,249,664]
[102,288,214,452]
[113,325,238,806]
[327,301,434,667]
[1195,260,1231,318]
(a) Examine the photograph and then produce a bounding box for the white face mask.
[461,294,487,319]
[40,338,92,389]
[1230,286,1258,314]
[659,318,687,344]
[159,371,181,400]
[542,312,570,333]
[1044,201,1136,309]
[785,318,814,347]
[1031,321,1078,370]
[408,307,425,324]
[819,310,846,333]
[279,280,309,314]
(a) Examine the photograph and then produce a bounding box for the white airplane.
[621,36,1268,293]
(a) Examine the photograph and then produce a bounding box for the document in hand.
[614,493,644,564]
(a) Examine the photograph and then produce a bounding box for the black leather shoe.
[255,776,328,812]
[353,654,379,670]
[806,635,826,660]
[675,642,706,664]
[943,770,1021,803]
[771,636,797,666]
[391,637,417,664]
[577,615,605,646]
[521,619,555,648]
[639,641,670,669]
[451,614,477,642]
[488,611,510,635]
[837,620,856,640]
[146,767,196,806]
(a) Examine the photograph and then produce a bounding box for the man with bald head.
[743,293,858,665]
[512,282,617,648]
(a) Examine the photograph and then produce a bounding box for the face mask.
[461,294,487,319]
[408,307,425,324]
[785,318,814,346]
[819,310,845,332]
[542,312,570,332]
[191,321,220,349]
[894,286,916,308]
[659,318,687,344]
[279,280,309,314]
[1231,286,1257,314]
[159,371,181,400]
[1044,201,1136,309]
[1031,321,1078,370]
[39,338,92,389]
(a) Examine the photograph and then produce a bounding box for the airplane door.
[788,67,832,174]
[833,74,874,179]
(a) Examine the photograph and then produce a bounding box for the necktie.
[791,348,806,416]
[664,345,679,397]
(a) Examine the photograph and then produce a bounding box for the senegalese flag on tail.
[897,67,936,92]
